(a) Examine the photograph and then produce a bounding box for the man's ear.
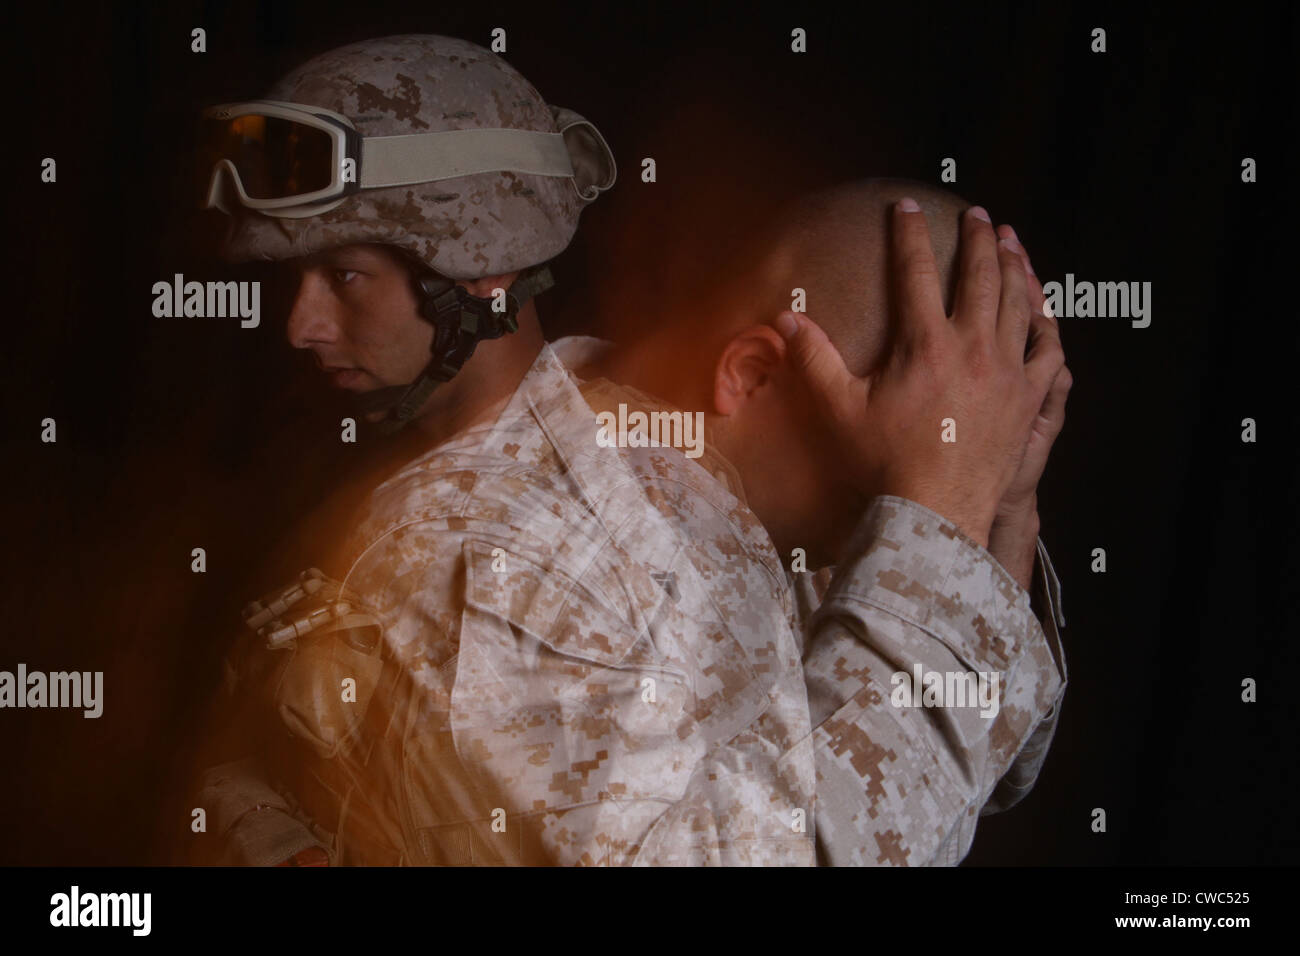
[713,324,787,416]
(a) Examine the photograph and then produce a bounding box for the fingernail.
[775,311,799,339]
[898,197,920,213]
[1001,235,1024,254]
[969,206,991,223]
[1041,298,1054,319]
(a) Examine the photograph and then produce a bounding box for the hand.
[992,225,1071,519]
[986,225,1072,590]
[775,199,1065,548]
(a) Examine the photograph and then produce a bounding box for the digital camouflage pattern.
[200,339,1067,865]
[217,35,615,278]
[799,500,1067,865]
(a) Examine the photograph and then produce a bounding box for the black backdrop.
[1,0,1294,866]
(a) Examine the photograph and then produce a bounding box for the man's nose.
[285,272,340,349]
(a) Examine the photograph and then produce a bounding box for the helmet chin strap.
[353,266,554,436]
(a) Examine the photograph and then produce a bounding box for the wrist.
[988,501,1039,591]
[883,484,994,549]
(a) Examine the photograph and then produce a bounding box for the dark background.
[1,0,1294,865]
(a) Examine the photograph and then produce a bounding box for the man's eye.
[333,269,359,284]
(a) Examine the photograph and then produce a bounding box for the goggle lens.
[203,113,335,200]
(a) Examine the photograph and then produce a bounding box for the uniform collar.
[503,340,782,584]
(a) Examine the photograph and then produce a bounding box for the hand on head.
[774,196,1066,550]
[695,179,1070,567]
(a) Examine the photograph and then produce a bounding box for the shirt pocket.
[447,538,768,818]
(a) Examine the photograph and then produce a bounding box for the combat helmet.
[200,34,617,430]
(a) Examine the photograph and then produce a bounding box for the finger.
[1024,308,1060,362]
[889,198,948,341]
[1024,308,1065,393]
[1016,232,1039,283]
[1040,364,1071,424]
[1023,276,1047,364]
[993,225,1045,340]
[1022,271,1056,353]
[995,223,1033,274]
[996,236,1032,358]
[773,311,858,417]
[996,223,1042,290]
[997,226,1048,321]
[1034,365,1072,439]
[952,205,1000,332]
[1027,270,1046,324]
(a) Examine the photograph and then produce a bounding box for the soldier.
[197,33,615,443]
[192,37,1062,866]
[190,32,623,865]
[601,178,1071,863]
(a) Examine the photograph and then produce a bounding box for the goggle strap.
[359,129,575,189]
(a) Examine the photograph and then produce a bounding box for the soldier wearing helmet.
[199,33,615,440]
[193,34,822,867]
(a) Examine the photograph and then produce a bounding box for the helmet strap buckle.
[358,267,552,435]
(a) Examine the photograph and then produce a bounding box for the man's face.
[746,370,866,569]
[284,243,432,392]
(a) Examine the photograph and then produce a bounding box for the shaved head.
[748,178,972,371]
[718,178,971,375]
[614,178,972,406]
[588,177,984,567]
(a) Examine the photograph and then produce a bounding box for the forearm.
[803,495,1065,865]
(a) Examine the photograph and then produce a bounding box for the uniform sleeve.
[195,756,332,866]
[190,570,383,867]
[190,649,336,866]
[981,535,1068,816]
[802,496,1067,866]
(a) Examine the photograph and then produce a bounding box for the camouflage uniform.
[200,337,1066,865]
[792,509,1067,865]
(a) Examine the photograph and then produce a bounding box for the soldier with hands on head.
[603,178,1071,863]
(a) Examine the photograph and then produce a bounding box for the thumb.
[773,311,856,412]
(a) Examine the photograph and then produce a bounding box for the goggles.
[200,99,580,218]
